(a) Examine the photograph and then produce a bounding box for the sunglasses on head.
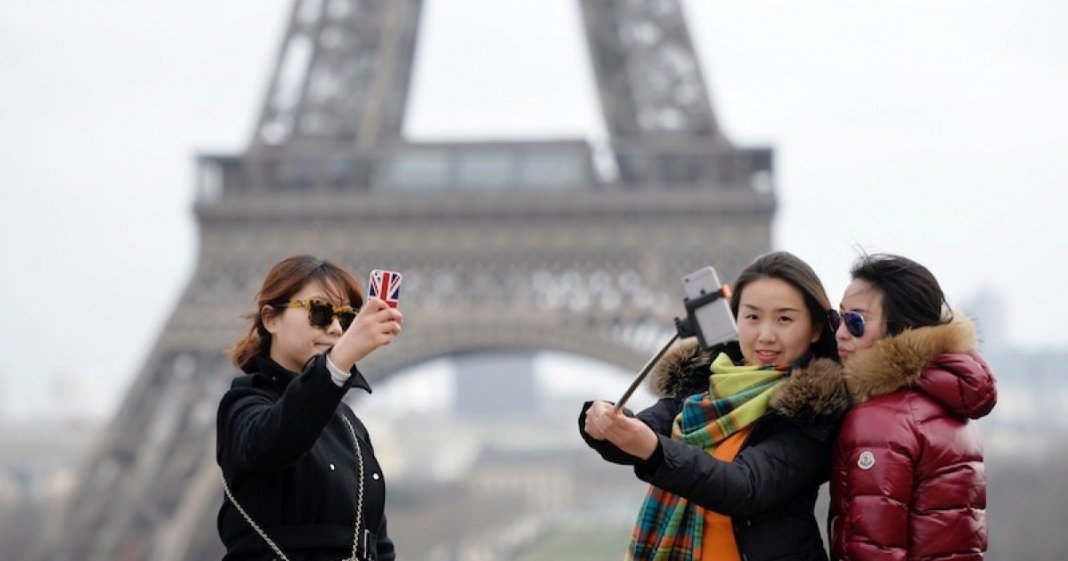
[276,299,357,330]
[828,309,866,338]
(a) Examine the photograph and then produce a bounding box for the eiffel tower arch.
[26,1,774,560]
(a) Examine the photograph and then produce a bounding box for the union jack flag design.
[368,269,402,308]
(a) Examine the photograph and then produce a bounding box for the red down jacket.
[829,316,997,561]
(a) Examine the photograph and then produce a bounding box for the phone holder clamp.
[615,284,731,412]
[674,284,732,346]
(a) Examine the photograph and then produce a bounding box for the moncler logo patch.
[857,450,875,470]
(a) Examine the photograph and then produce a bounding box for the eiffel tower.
[26,1,774,560]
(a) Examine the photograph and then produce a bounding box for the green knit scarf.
[626,353,789,561]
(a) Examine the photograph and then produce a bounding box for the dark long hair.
[849,253,952,336]
[730,251,838,361]
[228,255,364,373]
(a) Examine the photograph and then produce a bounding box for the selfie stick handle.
[613,332,679,413]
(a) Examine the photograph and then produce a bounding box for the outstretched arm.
[637,420,833,517]
[579,398,680,465]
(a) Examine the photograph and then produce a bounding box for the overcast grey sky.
[1,0,1065,419]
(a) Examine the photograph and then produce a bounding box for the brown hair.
[228,255,364,373]
[729,251,838,361]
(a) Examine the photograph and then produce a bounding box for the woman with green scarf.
[580,251,851,561]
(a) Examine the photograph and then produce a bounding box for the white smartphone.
[682,266,738,349]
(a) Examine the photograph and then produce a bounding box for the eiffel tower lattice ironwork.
[26,1,775,560]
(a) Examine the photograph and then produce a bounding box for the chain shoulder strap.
[341,413,367,561]
[221,474,291,561]
[221,412,368,561]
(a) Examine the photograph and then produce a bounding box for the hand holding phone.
[368,269,403,308]
[329,270,404,370]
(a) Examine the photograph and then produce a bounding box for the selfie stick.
[613,284,732,413]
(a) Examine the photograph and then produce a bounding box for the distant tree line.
[985,448,1068,559]
[4,442,1065,560]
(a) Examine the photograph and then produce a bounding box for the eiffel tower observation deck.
[26,1,774,560]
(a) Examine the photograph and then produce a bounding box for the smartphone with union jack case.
[368,269,402,308]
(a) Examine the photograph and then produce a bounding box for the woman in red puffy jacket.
[828,254,997,561]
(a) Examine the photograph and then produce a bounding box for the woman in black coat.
[581,252,851,561]
[217,255,403,561]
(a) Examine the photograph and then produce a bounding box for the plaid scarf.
[627,353,790,561]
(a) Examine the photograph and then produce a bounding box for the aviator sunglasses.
[827,309,866,338]
[276,299,358,330]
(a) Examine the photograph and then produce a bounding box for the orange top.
[701,426,752,561]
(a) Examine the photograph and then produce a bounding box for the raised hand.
[329,297,404,370]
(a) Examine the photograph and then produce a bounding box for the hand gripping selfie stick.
[613,283,733,413]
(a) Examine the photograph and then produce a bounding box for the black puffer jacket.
[580,340,850,561]
[217,353,395,561]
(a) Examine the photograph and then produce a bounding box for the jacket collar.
[647,339,851,422]
[251,353,373,394]
[251,355,296,389]
[842,315,996,418]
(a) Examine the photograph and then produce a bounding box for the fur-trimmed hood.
[646,338,851,422]
[842,315,997,418]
